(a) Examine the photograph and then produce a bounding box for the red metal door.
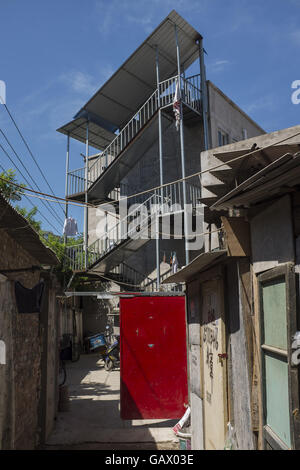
[120,294,188,419]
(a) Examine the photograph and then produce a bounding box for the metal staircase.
[66,74,202,201]
[66,180,202,273]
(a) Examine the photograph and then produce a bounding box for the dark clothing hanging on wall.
[14,281,45,313]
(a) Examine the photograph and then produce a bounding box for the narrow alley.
[44,354,179,450]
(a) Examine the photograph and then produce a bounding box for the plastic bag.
[224,422,238,450]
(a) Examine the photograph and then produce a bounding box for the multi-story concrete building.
[58,11,264,329]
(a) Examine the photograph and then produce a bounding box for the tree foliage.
[2,169,85,288]
[0,169,26,201]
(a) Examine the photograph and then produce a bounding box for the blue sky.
[0,0,299,233]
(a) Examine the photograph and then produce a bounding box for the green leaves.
[0,169,26,201]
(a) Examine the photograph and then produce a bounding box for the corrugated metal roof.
[57,117,116,151]
[75,10,202,130]
[0,195,59,266]
[162,250,227,283]
[212,151,300,210]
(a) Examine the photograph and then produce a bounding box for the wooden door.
[201,280,228,450]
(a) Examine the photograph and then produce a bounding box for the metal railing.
[88,192,162,263]
[65,180,201,272]
[159,74,201,114]
[109,262,153,289]
[88,89,159,186]
[66,74,201,198]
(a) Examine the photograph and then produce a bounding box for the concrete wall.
[207,81,265,149]
[250,195,295,274]
[201,124,300,252]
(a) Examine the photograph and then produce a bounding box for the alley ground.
[44,354,179,450]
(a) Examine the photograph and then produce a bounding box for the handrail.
[88,192,162,260]
[66,74,202,198]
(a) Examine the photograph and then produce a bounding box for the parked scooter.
[104,335,120,371]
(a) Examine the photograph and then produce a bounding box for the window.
[258,264,299,450]
[242,128,248,140]
[218,129,230,147]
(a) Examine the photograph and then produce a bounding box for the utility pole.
[175,24,189,266]
[64,132,70,245]
[156,46,163,290]
[84,120,89,269]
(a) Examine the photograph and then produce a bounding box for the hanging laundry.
[14,281,45,314]
[63,217,78,237]
[173,78,181,131]
[172,252,178,274]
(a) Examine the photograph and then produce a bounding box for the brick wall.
[12,312,42,449]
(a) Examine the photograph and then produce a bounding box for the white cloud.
[244,95,275,114]
[60,71,98,96]
[94,0,210,35]
[207,59,231,73]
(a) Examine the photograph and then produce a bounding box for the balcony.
[66,74,202,203]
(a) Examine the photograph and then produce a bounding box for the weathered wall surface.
[0,229,59,449]
[13,309,42,449]
[186,279,204,450]
[0,280,14,450]
[207,81,265,149]
[226,262,254,450]
[250,195,295,274]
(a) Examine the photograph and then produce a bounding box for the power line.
[0,163,61,235]
[0,174,97,207]
[0,128,64,225]
[96,129,300,208]
[1,128,300,216]
[21,190,94,209]
[0,140,63,226]
[0,98,65,217]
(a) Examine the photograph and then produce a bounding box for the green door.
[259,264,298,450]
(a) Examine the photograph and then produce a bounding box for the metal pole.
[156,46,163,290]
[199,38,209,151]
[84,120,89,269]
[64,133,70,245]
[175,25,189,266]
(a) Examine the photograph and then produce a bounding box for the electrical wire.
[1,128,300,218]
[95,129,300,208]
[0,174,97,208]
[0,163,61,235]
[0,141,63,227]
[0,97,65,217]
[20,190,95,209]
[0,127,64,224]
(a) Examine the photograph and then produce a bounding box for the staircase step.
[198,196,219,207]
[202,184,227,197]
[210,169,233,184]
